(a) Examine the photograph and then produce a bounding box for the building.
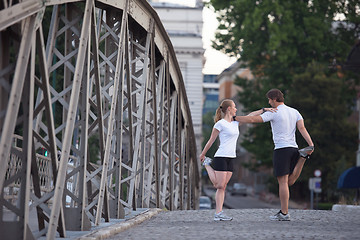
[203,74,219,115]
[151,0,205,156]
[217,61,253,102]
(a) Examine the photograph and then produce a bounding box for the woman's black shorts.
[273,147,300,177]
[211,157,235,172]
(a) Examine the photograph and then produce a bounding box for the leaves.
[210,0,360,201]
[288,63,357,199]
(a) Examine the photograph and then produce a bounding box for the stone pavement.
[103,208,360,240]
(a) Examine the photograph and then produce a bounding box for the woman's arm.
[234,115,263,124]
[199,128,220,162]
[234,108,277,124]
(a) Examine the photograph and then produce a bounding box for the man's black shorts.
[273,147,300,177]
[211,157,235,172]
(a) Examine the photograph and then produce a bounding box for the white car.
[199,196,212,209]
[230,183,247,196]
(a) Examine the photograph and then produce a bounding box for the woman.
[199,99,275,221]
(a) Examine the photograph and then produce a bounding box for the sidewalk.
[74,208,161,240]
[105,208,360,240]
[33,204,360,239]
[34,208,159,239]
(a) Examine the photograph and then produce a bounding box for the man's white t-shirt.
[213,119,239,158]
[260,104,303,150]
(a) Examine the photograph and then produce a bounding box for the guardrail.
[0,0,200,239]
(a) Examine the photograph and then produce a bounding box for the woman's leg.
[204,165,218,187]
[225,171,232,186]
[214,171,232,213]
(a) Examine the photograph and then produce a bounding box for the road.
[225,193,279,209]
[203,186,284,210]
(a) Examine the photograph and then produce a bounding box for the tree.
[210,0,359,79]
[288,62,357,201]
[201,111,219,158]
[209,0,360,201]
[201,111,219,182]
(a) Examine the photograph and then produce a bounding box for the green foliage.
[88,134,100,164]
[210,0,359,78]
[317,202,333,210]
[241,124,273,169]
[288,63,357,201]
[209,0,360,201]
[201,111,219,158]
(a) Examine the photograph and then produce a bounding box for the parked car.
[230,183,247,196]
[199,196,212,209]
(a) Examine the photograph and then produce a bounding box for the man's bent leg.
[288,157,306,186]
[277,175,289,214]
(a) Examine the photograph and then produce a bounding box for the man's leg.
[277,175,289,214]
[288,157,306,186]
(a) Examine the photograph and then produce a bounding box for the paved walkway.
[89,208,360,240]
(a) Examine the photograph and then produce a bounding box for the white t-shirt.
[260,104,303,150]
[213,119,239,158]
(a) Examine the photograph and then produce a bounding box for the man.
[234,88,314,221]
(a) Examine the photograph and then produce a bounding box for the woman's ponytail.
[214,99,233,123]
[214,107,222,123]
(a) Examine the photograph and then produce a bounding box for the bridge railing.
[0,0,200,239]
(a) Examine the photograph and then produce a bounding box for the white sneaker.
[202,157,212,166]
[214,211,233,221]
[298,146,314,158]
[269,210,290,221]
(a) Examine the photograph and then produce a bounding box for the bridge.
[0,0,200,239]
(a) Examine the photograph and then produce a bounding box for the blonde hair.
[214,99,233,123]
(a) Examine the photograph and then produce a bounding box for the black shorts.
[211,157,235,172]
[273,147,300,177]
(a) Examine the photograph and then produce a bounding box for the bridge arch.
[0,0,200,239]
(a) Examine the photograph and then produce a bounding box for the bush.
[317,202,333,210]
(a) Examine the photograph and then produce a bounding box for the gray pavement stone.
[105,209,360,240]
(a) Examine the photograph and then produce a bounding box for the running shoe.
[298,146,314,158]
[214,211,233,221]
[269,210,290,221]
[202,157,212,166]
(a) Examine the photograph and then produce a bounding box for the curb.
[77,208,162,240]
[332,204,360,212]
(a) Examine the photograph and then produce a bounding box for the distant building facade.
[203,74,219,115]
[151,0,205,156]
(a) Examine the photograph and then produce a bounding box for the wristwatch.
[232,116,236,121]
[262,108,266,113]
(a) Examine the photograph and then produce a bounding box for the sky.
[202,6,237,75]
[153,0,237,75]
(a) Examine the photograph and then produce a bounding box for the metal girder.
[0,0,199,239]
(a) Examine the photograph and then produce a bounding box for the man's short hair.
[266,89,284,102]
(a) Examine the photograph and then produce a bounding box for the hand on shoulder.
[264,107,277,113]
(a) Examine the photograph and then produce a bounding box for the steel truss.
[0,0,200,239]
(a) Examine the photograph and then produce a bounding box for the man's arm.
[247,108,277,116]
[297,119,314,153]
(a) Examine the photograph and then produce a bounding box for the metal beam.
[0,0,200,239]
